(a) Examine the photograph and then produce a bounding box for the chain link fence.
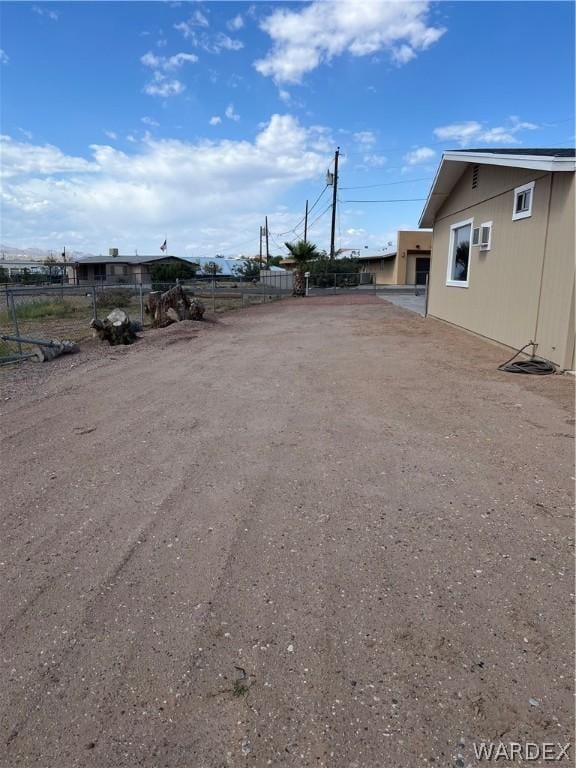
[307,272,374,291]
[0,281,287,363]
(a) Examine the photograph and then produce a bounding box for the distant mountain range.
[0,245,94,262]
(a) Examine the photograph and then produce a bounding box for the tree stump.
[146,285,204,327]
[90,308,139,346]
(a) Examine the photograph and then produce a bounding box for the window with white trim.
[446,219,472,287]
[472,227,480,246]
[512,181,535,221]
[479,221,492,251]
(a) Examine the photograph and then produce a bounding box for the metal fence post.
[139,283,144,325]
[91,285,98,320]
[8,291,22,356]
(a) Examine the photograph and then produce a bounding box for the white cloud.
[141,50,198,71]
[143,72,185,98]
[174,11,243,53]
[212,33,244,52]
[141,116,159,128]
[362,153,387,167]
[254,0,445,83]
[209,116,222,126]
[225,104,240,122]
[104,130,118,140]
[1,115,332,255]
[227,14,244,31]
[0,49,8,65]
[0,134,98,179]
[175,25,243,53]
[404,146,435,165]
[433,121,482,144]
[140,50,194,97]
[32,5,59,21]
[434,116,539,146]
[174,10,209,38]
[354,131,377,147]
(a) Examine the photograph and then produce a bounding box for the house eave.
[419,151,576,229]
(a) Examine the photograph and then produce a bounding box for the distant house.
[420,148,575,369]
[356,230,432,285]
[69,253,198,285]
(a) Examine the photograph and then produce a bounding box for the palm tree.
[284,240,321,296]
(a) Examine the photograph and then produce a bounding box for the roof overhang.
[357,252,396,261]
[419,151,576,228]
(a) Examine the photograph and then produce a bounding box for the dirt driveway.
[1,296,573,768]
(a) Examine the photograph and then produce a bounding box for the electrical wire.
[340,177,433,191]
[341,197,428,203]
[306,203,333,232]
[269,232,288,253]
[498,342,557,375]
[272,185,329,237]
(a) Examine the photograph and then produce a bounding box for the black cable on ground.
[498,342,557,375]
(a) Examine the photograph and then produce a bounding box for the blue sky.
[1,1,574,258]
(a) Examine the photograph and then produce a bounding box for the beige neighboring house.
[357,230,432,285]
[420,148,576,370]
[68,252,197,285]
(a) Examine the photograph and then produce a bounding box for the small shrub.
[96,288,134,308]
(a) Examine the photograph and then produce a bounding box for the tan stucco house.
[357,230,432,285]
[68,253,197,285]
[420,148,575,370]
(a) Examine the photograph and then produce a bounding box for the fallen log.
[0,333,79,362]
[90,308,140,346]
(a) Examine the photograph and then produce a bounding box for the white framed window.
[472,227,480,246]
[479,221,492,251]
[446,218,473,287]
[512,181,535,221]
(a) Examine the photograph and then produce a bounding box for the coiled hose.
[498,342,557,375]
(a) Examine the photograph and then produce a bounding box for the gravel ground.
[0,296,573,768]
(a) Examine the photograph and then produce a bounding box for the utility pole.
[265,216,270,266]
[329,147,340,259]
[304,199,309,242]
[259,226,263,268]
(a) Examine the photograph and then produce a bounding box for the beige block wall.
[393,230,432,284]
[373,258,397,284]
[428,164,575,368]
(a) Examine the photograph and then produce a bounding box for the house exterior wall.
[72,257,192,286]
[533,171,575,368]
[427,164,575,368]
[362,258,396,284]
[392,231,432,284]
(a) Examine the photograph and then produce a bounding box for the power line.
[269,231,288,253]
[272,185,328,237]
[306,202,333,232]
[341,197,428,203]
[340,176,433,190]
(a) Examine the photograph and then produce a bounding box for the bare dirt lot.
[1,296,573,768]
